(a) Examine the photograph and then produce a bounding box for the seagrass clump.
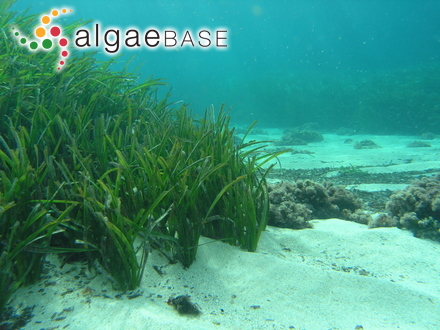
[0,1,283,316]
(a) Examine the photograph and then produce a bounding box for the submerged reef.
[386,174,440,241]
[268,180,364,229]
[275,129,324,146]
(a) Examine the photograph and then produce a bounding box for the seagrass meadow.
[0,2,284,315]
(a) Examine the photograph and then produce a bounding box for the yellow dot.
[62,9,67,13]
[52,10,59,16]
[42,15,50,24]
[35,27,46,38]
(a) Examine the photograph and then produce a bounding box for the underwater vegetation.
[267,175,440,235]
[0,2,284,316]
[268,180,364,229]
[386,174,440,241]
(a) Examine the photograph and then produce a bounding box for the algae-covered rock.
[406,140,431,148]
[268,180,363,229]
[275,129,324,146]
[354,139,381,149]
[386,174,440,241]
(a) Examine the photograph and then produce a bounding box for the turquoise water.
[4,2,440,329]
[12,0,440,134]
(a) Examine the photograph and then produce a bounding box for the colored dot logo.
[12,8,73,71]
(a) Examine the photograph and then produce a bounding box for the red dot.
[61,51,68,57]
[50,26,61,37]
[58,67,61,70]
[60,61,65,65]
[59,38,68,47]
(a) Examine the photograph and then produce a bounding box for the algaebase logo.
[11,7,228,73]
[12,8,73,71]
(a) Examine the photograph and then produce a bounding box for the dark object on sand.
[167,295,201,315]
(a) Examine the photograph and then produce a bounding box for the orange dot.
[62,9,67,13]
[52,10,59,16]
[70,9,73,12]
[35,27,46,38]
[42,16,50,24]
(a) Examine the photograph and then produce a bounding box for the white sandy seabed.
[8,132,440,330]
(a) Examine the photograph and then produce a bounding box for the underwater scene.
[1,0,440,329]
